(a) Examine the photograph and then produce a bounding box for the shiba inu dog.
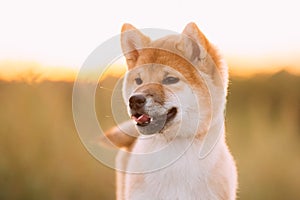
[104,22,237,200]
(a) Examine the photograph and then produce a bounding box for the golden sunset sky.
[0,0,299,80]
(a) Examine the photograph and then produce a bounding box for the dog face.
[121,23,227,137]
[123,62,200,136]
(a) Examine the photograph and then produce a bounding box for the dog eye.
[135,77,143,85]
[162,76,179,85]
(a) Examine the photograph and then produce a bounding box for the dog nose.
[129,94,146,110]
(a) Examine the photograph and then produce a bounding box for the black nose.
[129,94,146,110]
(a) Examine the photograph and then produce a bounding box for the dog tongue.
[132,114,150,124]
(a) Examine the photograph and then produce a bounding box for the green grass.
[0,71,299,199]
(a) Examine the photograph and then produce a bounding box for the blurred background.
[0,0,299,199]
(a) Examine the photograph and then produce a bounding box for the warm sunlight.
[0,60,77,82]
[0,0,299,79]
[1,1,300,200]
[227,55,300,77]
[0,60,127,82]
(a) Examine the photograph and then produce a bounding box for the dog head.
[121,23,228,138]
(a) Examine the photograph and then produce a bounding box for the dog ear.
[180,22,228,89]
[177,22,215,75]
[121,23,151,69]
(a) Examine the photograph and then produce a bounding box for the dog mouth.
[131,113,152,127]
[131,107,177,127]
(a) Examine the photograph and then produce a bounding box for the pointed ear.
[180,22,226,86]
[176,22,209,63]
[182,22,209,51]
[121,23,150,69]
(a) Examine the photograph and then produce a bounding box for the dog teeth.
[135,118,152,126]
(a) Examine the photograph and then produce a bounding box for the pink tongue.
[132,114,150,124]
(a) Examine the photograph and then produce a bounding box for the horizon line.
[0,60,299,83]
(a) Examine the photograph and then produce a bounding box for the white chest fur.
[119,135,237,200]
